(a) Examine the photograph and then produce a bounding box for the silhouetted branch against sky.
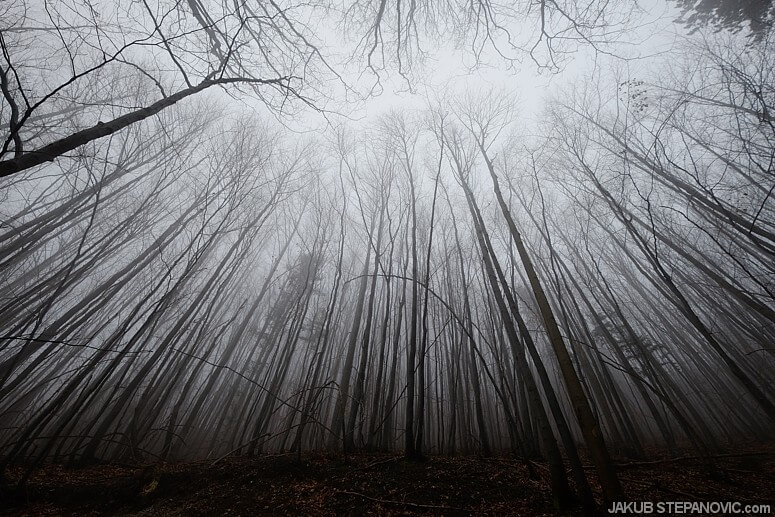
[0,1,773,510]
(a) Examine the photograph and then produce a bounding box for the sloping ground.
[1,447,774,516]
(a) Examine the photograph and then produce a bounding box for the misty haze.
[0,0,774,514]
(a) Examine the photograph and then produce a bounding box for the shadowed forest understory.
[1,0,774,514]
[3,448,775,515]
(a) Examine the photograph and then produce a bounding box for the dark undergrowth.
[1,445,774,516]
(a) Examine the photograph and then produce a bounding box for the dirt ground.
[1,447,774,516]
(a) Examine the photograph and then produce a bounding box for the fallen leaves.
[2,445,774,516]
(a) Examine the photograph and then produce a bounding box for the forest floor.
[1,445,774,516]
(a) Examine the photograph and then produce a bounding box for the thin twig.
[337,490,469,512]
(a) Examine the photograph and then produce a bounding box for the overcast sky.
[307,0,689,131]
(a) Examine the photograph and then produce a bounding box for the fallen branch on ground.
[337,490,468,512]
[613,451,773,468]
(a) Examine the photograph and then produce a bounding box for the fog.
[0,0,773,510]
